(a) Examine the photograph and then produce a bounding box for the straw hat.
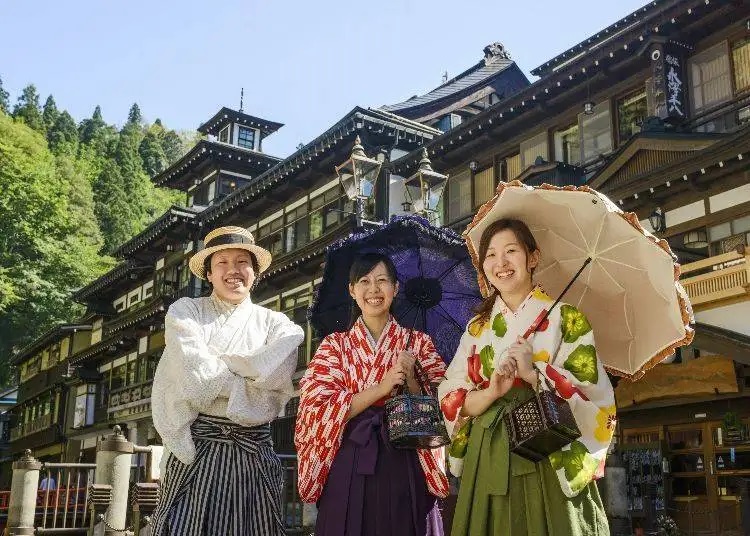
[189,226,272,280]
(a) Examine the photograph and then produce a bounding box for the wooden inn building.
[5,0,750,533]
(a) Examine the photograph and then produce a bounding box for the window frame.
[578,101,614,163]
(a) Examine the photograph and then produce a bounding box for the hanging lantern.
[335,135,382,201]
[403,148,449,218]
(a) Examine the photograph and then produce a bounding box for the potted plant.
[656,514,681,536]
[722,411,743,444]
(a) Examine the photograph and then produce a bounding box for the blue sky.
[2,0,647,157]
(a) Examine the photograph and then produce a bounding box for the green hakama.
[450,387,610,536]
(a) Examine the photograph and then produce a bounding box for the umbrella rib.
[542,229,588,255]
[568,204,592,252]
[436,303,465,330]
[596,255,649,273]
[595,237,639,257]
[436,258,465,282]
[442,290,484,299]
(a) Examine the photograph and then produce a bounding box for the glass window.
[309,188,345,240]
[473,167,495,207]
[690,42,732,113]
[285,204,309,253]
[111,364,126,391]
[505,154,521,180]
[257,215,284,257]
[553,123,581,165]
[218,126,229,143]
[733,214,750,234]
[733,38,750,93]
[217,175,242,197]
[237,126,255,149]
[435,113,462,132]
[709,222,732,242]
[520,131,549,169]
[447,171,472,222]
[617,89,648,143]
[579,102,613,163]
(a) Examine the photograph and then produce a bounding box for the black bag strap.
[395,329,432,397]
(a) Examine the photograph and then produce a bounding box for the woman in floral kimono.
[438,219,615,536]
[295,252,448,536]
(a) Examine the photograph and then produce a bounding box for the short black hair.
[204,250,260,277]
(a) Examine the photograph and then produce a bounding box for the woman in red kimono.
[295,252,448,536]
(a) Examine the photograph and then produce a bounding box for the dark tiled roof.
[200,107,441,224]
[72,260,150,303]
[12,324,92,365]
[381,56,515,113]
[152,139,281,187]
[114,206,198,259]
[197,107,284,138]
[532,0,695,76]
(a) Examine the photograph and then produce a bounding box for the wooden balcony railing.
[10,413,52,441]
[680,250,750,309]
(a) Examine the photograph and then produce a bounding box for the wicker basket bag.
[504,373,581,461]
[385,361,450,449]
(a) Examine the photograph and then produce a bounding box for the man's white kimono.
[152,293,305,465]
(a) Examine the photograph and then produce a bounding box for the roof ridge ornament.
[484,42,511,64]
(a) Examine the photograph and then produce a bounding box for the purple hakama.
[314,407,444,536]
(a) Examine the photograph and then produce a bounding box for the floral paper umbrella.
[464,180,694,379]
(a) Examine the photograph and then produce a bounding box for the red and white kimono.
[295,317,449,503]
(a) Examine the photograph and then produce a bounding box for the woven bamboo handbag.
[503,373,581,461]
[385,361,450,449]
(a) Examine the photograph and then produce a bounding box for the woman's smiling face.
[482,229,538,296]
[348,261,398,319]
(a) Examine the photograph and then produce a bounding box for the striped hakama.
[151,414,285,536]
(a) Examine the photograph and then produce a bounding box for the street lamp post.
[403,148,449,224]
[335,135,383,228]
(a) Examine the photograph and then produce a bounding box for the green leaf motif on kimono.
[492,313,507,338]
[548,441,599,493]
[449,420,472,458]
[564,344,598,384]
[560,304,592,343]
[480,345,495,378]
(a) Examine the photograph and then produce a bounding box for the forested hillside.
[0,76,193,386]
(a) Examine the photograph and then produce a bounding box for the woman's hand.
[397,350,416,380]
[508,336,536,385]
[486,357,518,399]
[379,361,407,397]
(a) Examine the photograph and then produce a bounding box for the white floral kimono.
[438,286,616,498]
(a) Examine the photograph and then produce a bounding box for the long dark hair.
[474,218,539,322]
[348,252,398,328]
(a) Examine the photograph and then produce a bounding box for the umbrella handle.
[522,257,592,340]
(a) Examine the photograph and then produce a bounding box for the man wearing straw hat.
[150,225,304,536]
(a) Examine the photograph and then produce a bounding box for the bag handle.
[394,330,432,397]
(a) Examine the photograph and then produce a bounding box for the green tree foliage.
[12,84,44,132]
[0,114,112,385]
[79,105,107,145]
[139,128,168,176]
[127,103,142,125]
[0,76,9,114]
[42,95,60,132]
[48,111,79,154]
[0,83,189,386]
[94,161,134,253]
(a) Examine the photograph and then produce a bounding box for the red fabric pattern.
[295,318,449,503]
